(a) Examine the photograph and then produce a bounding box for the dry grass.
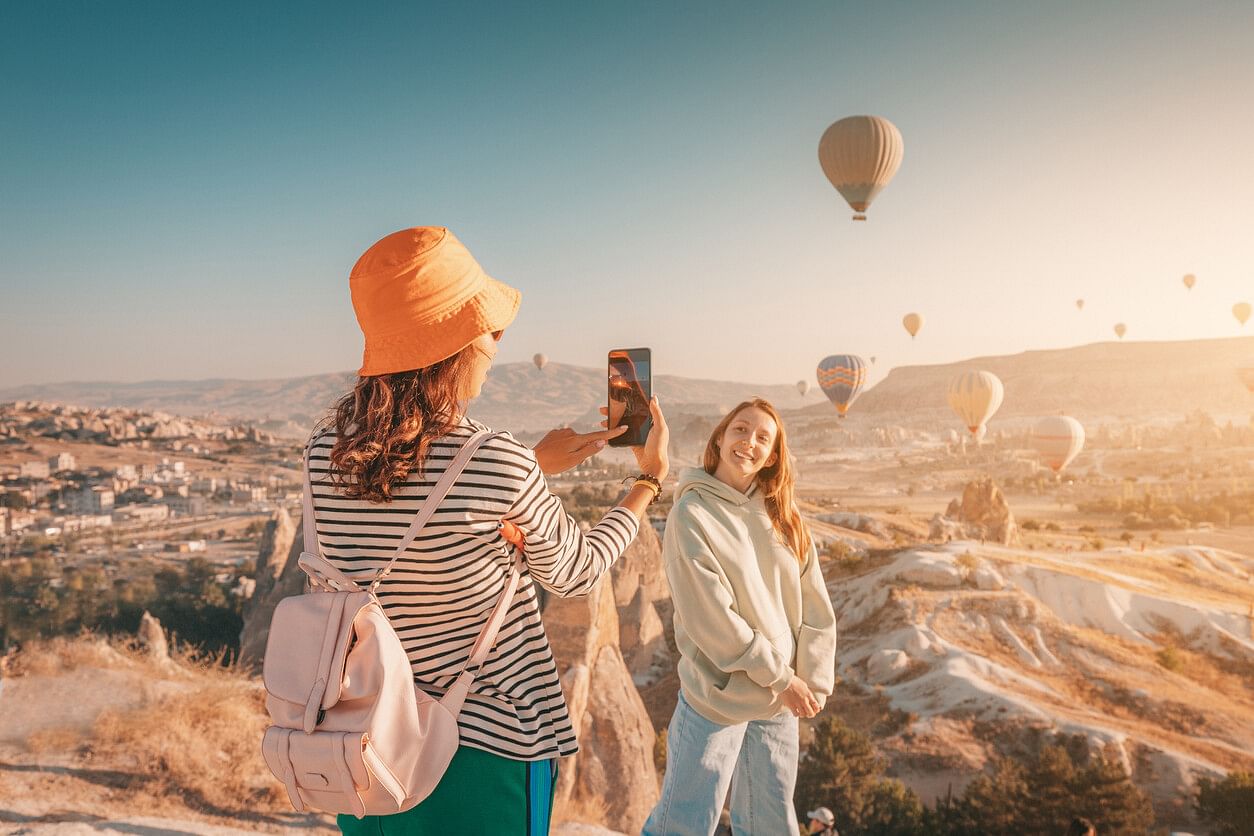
[83,677,287,812]
[552,790,610,828]
[10,633,288,816]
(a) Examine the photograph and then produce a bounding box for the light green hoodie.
[663,466,838,726]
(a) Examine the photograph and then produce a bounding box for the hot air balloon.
[817,116,903,221]
[870,356,878,365]
[796,380,810,396]
[1075,299,1084,311]
[1183,274,1196,290]
[816,355,867,418]
[1235,302,1251,326]
[1031,415,1086,474]
[902,312,923,339]
[1114,323,1127,339]
[947,371,1004,438]
[532,353,548,371]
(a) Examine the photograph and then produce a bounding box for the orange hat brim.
[358,275,521,376]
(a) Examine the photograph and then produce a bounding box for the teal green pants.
[337,745,557,835]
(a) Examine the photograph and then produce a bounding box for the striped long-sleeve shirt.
[306,416,639,760]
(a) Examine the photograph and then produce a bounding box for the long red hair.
[702,399,812,563]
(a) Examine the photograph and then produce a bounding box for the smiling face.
[711,405,779,491]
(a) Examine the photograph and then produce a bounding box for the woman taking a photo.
[643,398,837,836]
[308,226,669,835]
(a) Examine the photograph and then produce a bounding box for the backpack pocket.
[264,590,373,732]
[262,726,406,819]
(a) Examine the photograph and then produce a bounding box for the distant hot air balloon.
[1183,273,1196,290]
[532,353,548,371]
[816,355,867,418]
[1114,323,1127,339]
[947,371,1004,438]
[1234,302,1251,326]
[818,116,903,221]
[870,356,878,365]
[1075,299,1084,311]
[902,312,923,339]
[796,380,810,396]
[1239,368,1254,393]
[1031,415,1086,474]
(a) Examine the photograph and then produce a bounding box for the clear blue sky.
[2,1,1252,389]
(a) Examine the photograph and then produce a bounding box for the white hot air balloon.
[818,115,904,221]
[947,371,1005,438]
[796,380,810,396]
[532,353,548,371]
[1031,415,1086,474]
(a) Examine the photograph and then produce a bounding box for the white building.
[70,486,114,515]
[19,461,50,479]
[49,452,77,472]
[112,503,171,524]
[114,464,138,481]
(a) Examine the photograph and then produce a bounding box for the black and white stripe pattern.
[306,417,638,761]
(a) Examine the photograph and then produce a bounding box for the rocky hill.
[4,336,1251,439]
[0,364,818,438]
[826,336,1254,425]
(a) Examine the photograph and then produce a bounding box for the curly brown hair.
[323,344,479,503]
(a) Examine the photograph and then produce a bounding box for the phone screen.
[607,348,652,447]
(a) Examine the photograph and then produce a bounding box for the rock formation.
[544,571,659,834]
[609,524,672,683]
[237,509,302,669]
[137,610,169,662]
[931,477,1018,545]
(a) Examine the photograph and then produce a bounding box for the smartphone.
[607,348,652,447]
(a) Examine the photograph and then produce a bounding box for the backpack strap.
[302,428,525,712]
[365,429,496,594]
[302,429,494,591]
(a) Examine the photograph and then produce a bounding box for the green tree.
[795,716,923,835]
[1196,771,1254,836]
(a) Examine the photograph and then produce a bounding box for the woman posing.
[310,227,669,835]
[643,399,837,836]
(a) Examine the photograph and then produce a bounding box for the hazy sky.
[2,1,1252,389]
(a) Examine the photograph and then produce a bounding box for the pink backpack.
[261,430,522,818]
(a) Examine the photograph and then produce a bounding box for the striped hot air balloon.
[818,116,904,221]
[816,355,867,418]
[947,371,1004,438]
[1031,415,1086,474]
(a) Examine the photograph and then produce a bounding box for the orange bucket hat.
[350,227,521,376]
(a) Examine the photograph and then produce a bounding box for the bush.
[1156,646,1183,672]
[1021,519,1041,532]
[795,716,923,834]
[929,742,1153,835]
[1195,771,1254,836]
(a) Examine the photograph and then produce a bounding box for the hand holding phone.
[607,348,652,448]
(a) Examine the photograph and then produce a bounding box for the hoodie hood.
[675,466,755,507]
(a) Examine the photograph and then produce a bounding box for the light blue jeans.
[642,691,800,836]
